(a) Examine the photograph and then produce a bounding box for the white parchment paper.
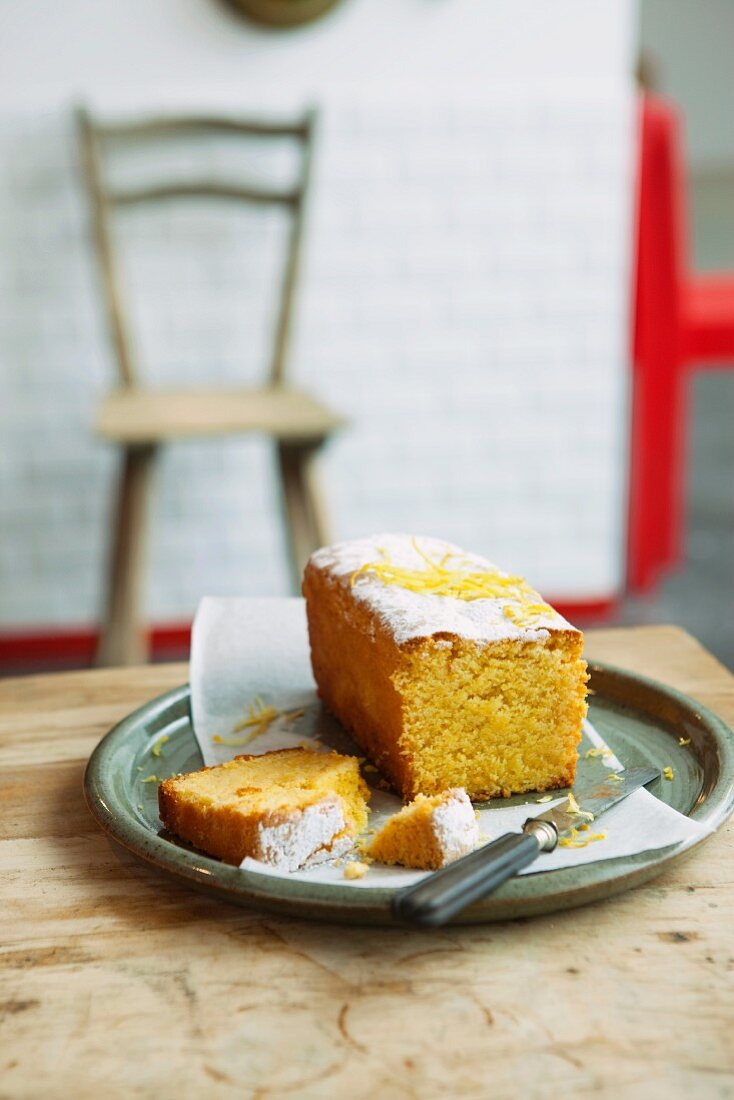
[189,597,709,888]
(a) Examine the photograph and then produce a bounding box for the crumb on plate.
[343,860,369,880]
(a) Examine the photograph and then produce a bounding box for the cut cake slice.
[303,534,588,800]
[368,788,479,870]
[158,747,370,871]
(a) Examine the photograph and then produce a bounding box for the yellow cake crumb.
[663,766,674,781]
[678,738,691,747]
[343,860,369,880]
[585,745,613,760]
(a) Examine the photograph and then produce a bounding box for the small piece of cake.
[303,534,588,800]
[158,748,370,871]
[368,789,479,870]
[343,860,370,880]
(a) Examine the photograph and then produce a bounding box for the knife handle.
[392,831,541,927]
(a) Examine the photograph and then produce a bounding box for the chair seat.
[96,386,345,445]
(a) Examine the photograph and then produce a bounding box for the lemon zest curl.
[351,538,553,626]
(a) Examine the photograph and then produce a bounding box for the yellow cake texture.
[303,534,588,800]
[369,789,479,870]
[158,747,369,870]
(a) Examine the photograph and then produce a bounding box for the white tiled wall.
[303,93,633,602]
[0,81,634,629]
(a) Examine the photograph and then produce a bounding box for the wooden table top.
[2,625,733,1098]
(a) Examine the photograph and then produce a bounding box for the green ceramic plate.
[84,662,734,925]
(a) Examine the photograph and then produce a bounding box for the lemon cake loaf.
[303,534,588,800]
[369,789,479,869]
[158,747,369,870]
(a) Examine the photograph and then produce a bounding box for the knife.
[392,764,660,927]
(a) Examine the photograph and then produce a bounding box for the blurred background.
[0,0,732,673]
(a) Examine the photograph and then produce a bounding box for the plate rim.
[83,660,734,925]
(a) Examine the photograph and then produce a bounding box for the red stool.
[629,96,734,592]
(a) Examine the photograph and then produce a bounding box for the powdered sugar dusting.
[310,533,577,646]
[253,796,348,872]
[431,789,480,865]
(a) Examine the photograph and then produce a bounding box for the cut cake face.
[158,747,370,871]
[368,789,479,870]
[303,534,588,800]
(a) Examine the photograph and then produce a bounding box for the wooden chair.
[77,107,343,666]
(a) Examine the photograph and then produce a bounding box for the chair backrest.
[76,107,316,389]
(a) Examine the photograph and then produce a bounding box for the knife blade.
[392,764,660,927]
[531,765,661,843]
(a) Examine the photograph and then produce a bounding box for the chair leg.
[278,441,331,590]
[96,444,157,667]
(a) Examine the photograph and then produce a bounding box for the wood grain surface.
[1,625,733,1099]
